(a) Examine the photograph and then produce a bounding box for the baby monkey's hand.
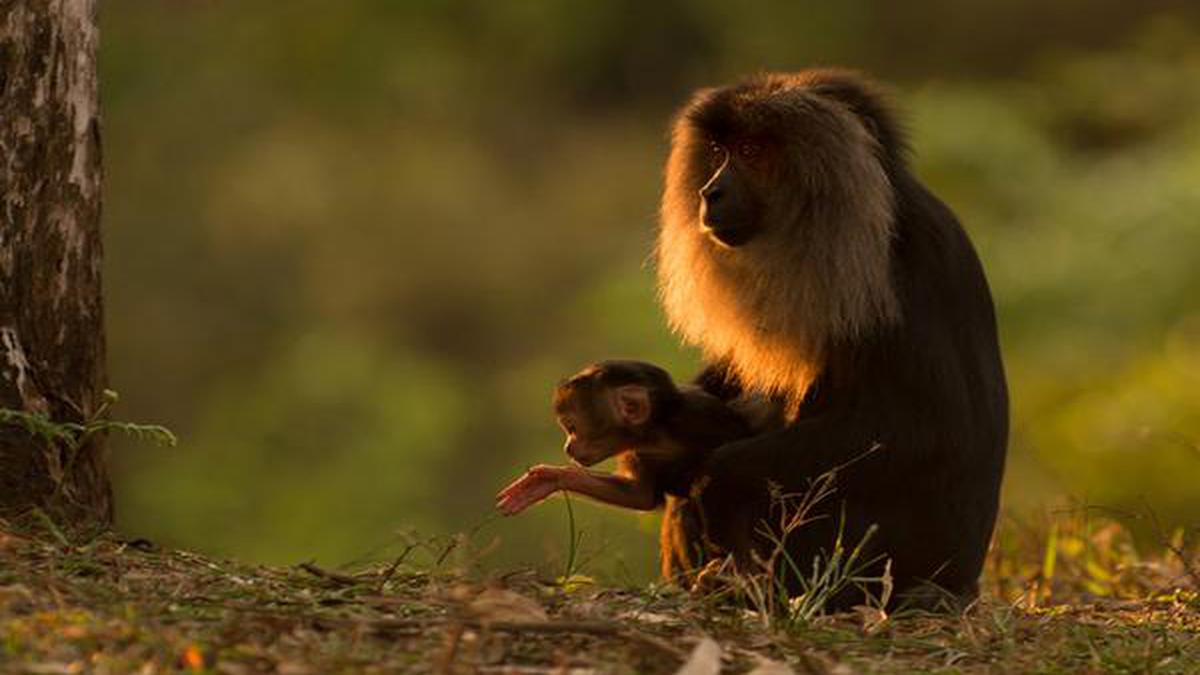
[495,464,568,515]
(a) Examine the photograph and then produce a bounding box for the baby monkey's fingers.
[496,476,528,502]
[496,486,542,515]
[497,470,545,503]
[495,492,526,515]
[495,469,564,515]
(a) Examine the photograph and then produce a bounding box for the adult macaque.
[657,70,1009,608]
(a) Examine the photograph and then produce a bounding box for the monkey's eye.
[707,142,726,167]
[737,142,760,161]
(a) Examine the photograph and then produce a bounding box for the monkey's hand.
[495,465,567,515]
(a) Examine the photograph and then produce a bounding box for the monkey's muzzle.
[699,181,755,247]
[701,213,756,247]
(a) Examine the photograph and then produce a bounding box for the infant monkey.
[496,360,754,516]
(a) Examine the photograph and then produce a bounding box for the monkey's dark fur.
[656,70,1008,608]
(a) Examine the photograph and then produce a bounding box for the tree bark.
[0,0,110,524]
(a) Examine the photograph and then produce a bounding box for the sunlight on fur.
[657,73,900,409]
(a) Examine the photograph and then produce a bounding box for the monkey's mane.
[657,70,902,406]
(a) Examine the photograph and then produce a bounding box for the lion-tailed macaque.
[657,69,1009,609]
[495,360,761,516]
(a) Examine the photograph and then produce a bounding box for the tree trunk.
[0,0,109,524]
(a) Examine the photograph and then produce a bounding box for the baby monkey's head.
[552,360,680,466]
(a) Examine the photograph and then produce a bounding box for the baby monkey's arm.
[496,456,657,515]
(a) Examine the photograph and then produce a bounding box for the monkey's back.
[669,386,756,449]
[641,387,755,499]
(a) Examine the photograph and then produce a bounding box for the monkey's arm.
[496,464,658,515]
[561,464,659,510]
[703,413,885,493]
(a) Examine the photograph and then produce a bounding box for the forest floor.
[0,516,1197,674]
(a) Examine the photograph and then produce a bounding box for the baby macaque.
[496,360,755,516]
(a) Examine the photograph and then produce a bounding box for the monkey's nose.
[700,184,725,204]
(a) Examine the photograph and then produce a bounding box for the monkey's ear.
[614,385,652,426]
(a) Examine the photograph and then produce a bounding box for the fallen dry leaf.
[0,531,29,551]
[745,657,796,675]
[466,587,548,624]
[616,609,681,626]
[181,644,205,671]
[21,664,81,675]
[673,637,721,675]
[851,605,889,635]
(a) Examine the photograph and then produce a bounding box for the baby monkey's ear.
[614,385,652,426]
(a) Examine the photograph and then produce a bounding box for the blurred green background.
[101,1,1200,581]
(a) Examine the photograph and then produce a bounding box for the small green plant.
[726,469,891,630]
[988,503,1200,605]
[0,389,176,492]
[555,493,593,591]
[0,388,177,451]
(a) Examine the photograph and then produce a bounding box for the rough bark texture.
[0,0,109,523]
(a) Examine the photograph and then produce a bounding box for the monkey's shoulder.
[631,387,761,499]
[672,386,753,436]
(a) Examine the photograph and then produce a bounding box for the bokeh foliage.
[100,1,1200,580]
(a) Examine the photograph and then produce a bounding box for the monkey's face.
[670,74,893,254]
[556,384,653,466]
[697,139,767,248]
[557,410,624,467]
